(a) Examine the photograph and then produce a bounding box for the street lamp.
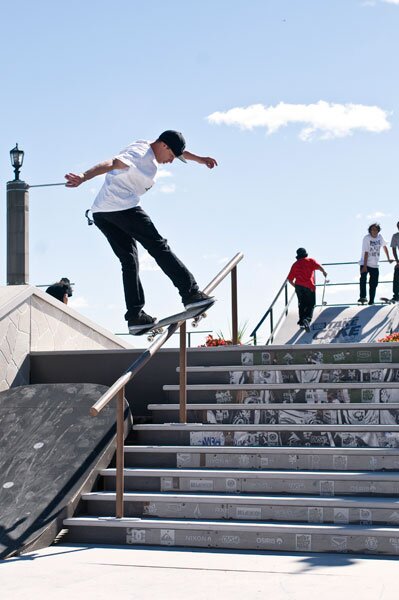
[10,143,24,181]
[7,143,29,284]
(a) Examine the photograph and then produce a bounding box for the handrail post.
[115,387,125,518]
[179,321,187,423]
[270,308,274,344]
[284,282,288,315]
[231,266,238,344]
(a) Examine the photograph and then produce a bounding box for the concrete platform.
[0,544,398,600]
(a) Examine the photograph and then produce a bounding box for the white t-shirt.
[391,232,399,249]
[359,233,387,267]
[91,140,158,213]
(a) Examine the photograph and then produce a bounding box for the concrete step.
[123,445,399,471]
[163,383,399,404]
[63,516,399,555]
[132,423,399,447]
[179,363,399,384]
[81,491,399,525]
[100,467,399,496]
[148,402,399,424]
[179,343,399,368]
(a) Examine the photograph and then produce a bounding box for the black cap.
[296,248,308,259]
[158,130,187,162]
[60,277,73,297]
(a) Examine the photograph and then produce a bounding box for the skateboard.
[380,297,395,305]
[131,298,216,341]
[358,298,368,305]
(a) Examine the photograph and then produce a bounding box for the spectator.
[359,223,392,305]
[390,221,399,303]
[45,277,73,305]
[287,248,327,332]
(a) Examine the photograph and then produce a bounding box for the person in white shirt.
[65,130,217,333]
[390,221,399,302]
[358,223,392,305]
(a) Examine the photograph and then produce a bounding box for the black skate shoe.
[128,311,157,334]
[182,290,214,310]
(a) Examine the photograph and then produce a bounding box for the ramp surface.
[0,383,123,558]
[272,304,399,345]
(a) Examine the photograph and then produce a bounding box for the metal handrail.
[90,251,244,518]
[250,258,397,345]
[250,279,295,345]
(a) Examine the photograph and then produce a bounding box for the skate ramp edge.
[0,383,131,559]
[272,304,399,345]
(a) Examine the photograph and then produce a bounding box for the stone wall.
[0,286,130,391]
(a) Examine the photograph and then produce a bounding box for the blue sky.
[1,0,399,346]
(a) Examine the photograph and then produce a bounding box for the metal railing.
[89,252,244,518]
[251,259,396,345]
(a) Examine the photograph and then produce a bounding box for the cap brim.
[176,155,187,163]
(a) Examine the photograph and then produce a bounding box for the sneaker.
[358,297,367,304]
[391,297,399,303]
[128,311,157,334]
[368,301,374,306]
[303,319,311,333]
[182,290,214,309]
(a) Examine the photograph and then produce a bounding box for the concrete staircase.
[64,342,399,555]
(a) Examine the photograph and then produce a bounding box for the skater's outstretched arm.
[64,158,128,187]
[182,151,218,169]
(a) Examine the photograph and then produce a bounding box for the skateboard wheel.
[192,320,198,328]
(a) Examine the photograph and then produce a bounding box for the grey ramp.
[0,383,129,559]
[271,304,399,345]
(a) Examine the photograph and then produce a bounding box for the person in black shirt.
[45,278,73,305]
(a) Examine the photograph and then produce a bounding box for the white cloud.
[159,184,176,194]
[366,211,390,219]
[207,101,391,141]
[382,0,399,5]
[69,296,89,308]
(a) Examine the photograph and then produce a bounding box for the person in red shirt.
[287,248,327,331]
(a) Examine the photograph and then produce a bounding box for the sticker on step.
[126,528,146,544]
[365,537,378,552]
[319,480,335,496]
[161,477,179,491]
[334,508,349,524]
[331,536,348,553]
[160,529,175,545]
[235,506,262,520]
[379,349,392,363]
[189,479,214,491]
[333,455,348,470]
[308,507,324,523]
[389,538,399,553]
[190,431,225,446]
[296,534,312,552]
[360,509,373,525]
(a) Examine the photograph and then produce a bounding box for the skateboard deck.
[130,298,216,340]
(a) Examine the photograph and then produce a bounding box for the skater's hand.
[199,156,218,169]
[65,172,85,187]
[361,265,368,273]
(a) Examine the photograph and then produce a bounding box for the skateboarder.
[287,248,327,331]
[45,277,73,305]
[390,221,399,303]
[65,131,217,333]
[358,223,392,305]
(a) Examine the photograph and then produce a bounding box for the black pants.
[359,266,379,303]
[295,285,316,324]
[93,207,198,321]
[393,265,399,299]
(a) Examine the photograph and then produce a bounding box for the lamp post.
[7,143,29,285]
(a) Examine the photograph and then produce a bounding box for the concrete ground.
[0,545,397,599]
